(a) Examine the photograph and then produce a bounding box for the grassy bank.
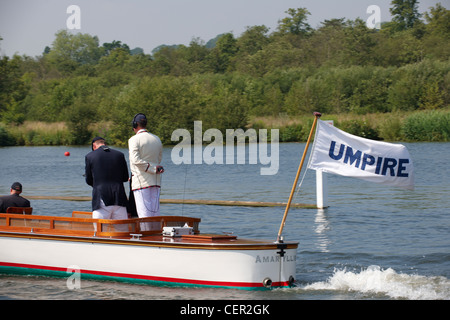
[251,109,449,142]
[0,121,112,146]
[1,109,449,147]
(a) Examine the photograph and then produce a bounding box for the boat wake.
[299,265,450,300]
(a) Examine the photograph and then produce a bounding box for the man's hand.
[156,166,164,174]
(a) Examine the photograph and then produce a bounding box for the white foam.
[302,265,450,300]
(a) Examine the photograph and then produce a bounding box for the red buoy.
[64,151,70,157]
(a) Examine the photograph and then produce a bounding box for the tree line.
[0,1,449,146]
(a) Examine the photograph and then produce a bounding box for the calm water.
[0,142,449,300]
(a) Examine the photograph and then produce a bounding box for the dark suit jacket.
[0,194,31,213]
[85,145,129,211]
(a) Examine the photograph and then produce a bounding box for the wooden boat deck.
[0,211,298,250]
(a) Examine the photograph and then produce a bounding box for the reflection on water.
[314,209,331,253]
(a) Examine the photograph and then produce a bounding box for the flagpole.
[276,112,321,243]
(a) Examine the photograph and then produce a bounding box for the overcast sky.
[0,0,445,57]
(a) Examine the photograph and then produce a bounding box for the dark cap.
[11,182,22,192]
[91,137,105,150]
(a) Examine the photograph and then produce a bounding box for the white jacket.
[128,129,163,191]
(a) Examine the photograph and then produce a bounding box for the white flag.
[308,120,414,190]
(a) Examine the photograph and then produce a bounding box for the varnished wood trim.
[0,231,298,251]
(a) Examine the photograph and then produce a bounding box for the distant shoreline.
[1,109,449,147]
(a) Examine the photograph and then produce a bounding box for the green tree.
[387,59,449,111]
[390,0,422,31]
[374,27,424,66]
[102,40,130,55]
[0,55,30,124]
[236,25,270,56]
[343,19,377,66]
[151,45,191,76]
[125,53,153,75]
[307,19,346,67]
[234,25,271,75]
[201,82,249,132]
[421,3,450,60]
[0,123,15,146]
[65,97,95,145]
[419,81,445,109]
[179,38,211,74]
[98,47,131,69]
[46,30,103,73]
[285,76,332,115]
[245,37,302,73]
[424,3,450,38]
[261,83,284,116]
[130,47,144,55]
[277,8,312,36]
[206,33,238,73]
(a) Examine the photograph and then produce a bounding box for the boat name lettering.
[255,254,296,263]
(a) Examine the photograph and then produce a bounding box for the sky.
[0,0,446,57]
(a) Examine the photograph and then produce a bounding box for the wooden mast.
[276,112,321,243]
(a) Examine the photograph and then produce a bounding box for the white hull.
[0,233,297,290]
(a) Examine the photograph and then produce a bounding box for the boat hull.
[0,232,297,290]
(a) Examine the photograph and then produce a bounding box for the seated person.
[0,182,31,213]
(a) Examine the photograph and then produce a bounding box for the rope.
[181,164,188,216]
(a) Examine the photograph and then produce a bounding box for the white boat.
[0,111,413,292]
[1,114,332,291]
[0,211,298,290]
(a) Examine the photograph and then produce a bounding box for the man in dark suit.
[0,182,31,213]
[85,137,129,222]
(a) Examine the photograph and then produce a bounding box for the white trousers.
[133,187,160,231]
[92,200,128,231]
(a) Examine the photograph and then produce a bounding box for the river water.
[0,142,449,301]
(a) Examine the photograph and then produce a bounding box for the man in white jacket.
[128,113,164,230]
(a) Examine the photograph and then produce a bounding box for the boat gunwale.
[0,230,298,250]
